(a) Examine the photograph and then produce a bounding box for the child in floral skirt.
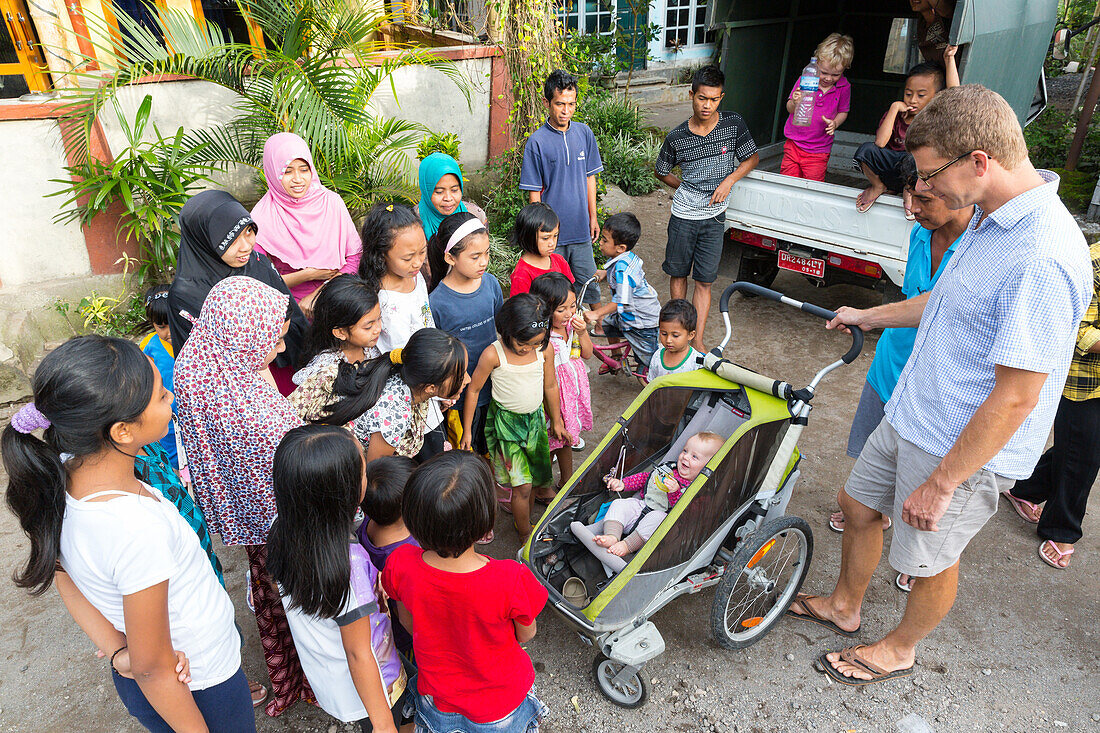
[461,294,570,540]
[530,272,592,490]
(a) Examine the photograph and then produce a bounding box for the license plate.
[777,250,825,278]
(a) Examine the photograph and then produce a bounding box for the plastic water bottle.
[793,56,819,127]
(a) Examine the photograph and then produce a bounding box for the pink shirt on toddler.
[782,76,851,155]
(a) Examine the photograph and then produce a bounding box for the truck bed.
[726,132,912,288]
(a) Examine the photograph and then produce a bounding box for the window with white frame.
[557,0,615,37]
[663,0,713,50]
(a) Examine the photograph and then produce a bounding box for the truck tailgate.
[726,170,912,284]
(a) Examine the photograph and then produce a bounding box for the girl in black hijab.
[168,190,308,389]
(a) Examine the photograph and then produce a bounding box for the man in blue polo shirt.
[520,69,604,305]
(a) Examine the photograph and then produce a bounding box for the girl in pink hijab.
[252,132,363,318]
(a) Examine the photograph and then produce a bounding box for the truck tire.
[731,242,779,290]
[882,280,904,305]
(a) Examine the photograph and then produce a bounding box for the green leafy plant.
[576,88,659,195]
[416,131,462,161]
[486,231,521,293]
[597,129,661,195]
[49,95,210,283]
[58,0,470,215]
[53,256,147,336]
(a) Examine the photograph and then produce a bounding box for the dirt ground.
[0,190,1097,733]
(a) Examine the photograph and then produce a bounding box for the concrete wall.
[0,118,90,288]
[369,54,493,172]
[100,81,258,202]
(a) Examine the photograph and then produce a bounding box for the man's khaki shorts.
[844,421,1011,577]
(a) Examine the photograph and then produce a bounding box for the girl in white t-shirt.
[268,425,410,733]
[2,335,253,732]
[358,203,449,461]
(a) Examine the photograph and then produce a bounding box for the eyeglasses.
[917,151,974,183]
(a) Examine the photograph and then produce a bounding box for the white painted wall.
[0,118,90,287]
[368,54,492,173]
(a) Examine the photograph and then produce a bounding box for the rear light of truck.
[826,253,882,279]
[728,228,777,251]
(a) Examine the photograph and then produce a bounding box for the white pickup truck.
[724,133,913,303]
[713,0,1057,304]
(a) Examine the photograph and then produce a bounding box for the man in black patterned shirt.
[655,65,759,350]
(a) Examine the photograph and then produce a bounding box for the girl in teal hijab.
[417,152,470,240]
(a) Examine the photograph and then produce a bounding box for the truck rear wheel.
[731,242,778,290]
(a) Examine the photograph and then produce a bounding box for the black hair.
[513,202,559,256]
[357,202,423,291]
[496,293,550,351]
[3,336,155,595]
[143,284,171,327]
[402,451,494,558]
[692,65,725,92]
[300,275,380,368]
[268,424,364,620]
[603,212,642,251]
[659,298,698,332]
[906,61,945,91]
[543,69,578,102]
[320,328,468,426]
[427,211,489,292]
[529,272,574,315]
[362,455,417,526]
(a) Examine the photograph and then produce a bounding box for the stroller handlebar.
[717,281,864,365]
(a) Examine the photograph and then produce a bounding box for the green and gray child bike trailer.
[520,281,864,707]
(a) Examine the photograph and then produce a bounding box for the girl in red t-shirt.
[381,451,549,731]
[509,202,574,297]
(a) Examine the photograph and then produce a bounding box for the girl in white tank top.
[461,294,571,540]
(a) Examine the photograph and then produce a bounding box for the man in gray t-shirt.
[655,65,759,351]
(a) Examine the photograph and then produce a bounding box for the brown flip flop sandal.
[785,593,861,637]
[816,645,915,686]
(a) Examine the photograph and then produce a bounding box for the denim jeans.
[412,677,547,733]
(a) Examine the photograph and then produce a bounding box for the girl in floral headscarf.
[173,276,314,717]
[252,132,362,318]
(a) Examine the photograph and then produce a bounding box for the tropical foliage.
[57,0,469,214]
[49,95,210,283]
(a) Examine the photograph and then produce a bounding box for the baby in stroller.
[572,432,724,572]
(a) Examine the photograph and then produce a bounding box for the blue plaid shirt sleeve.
[610,262,631,307]
[989,258,1085,375]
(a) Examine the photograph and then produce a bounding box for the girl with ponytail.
[319,327,469,463]
[3,335,254,731]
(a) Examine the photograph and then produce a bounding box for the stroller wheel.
[592,655,648,708]
[711,515,813,650]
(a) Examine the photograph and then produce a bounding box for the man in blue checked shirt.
[787,86,1094,687]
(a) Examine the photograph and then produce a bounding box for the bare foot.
[594,534,618,548]
[787,594,861,634]
[856,184,885,213]
[534,486,558,501]
[902,189,915,220]
[607,540,630,556]
[823,640,914,681]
